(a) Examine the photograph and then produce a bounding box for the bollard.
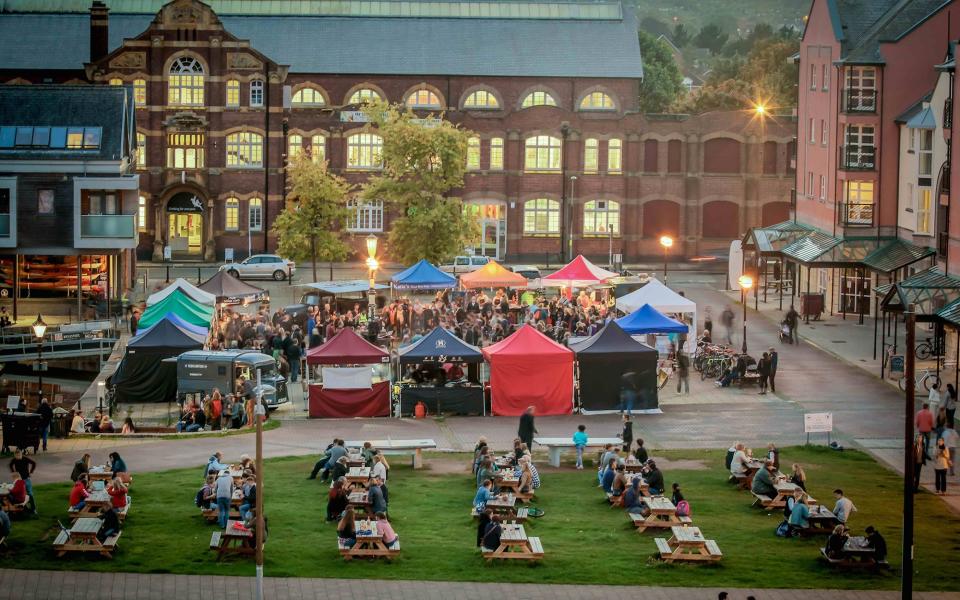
[165,265,171,283]
[197,267,202,285]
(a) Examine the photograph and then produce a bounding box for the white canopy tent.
[146,277,217,306]
[616,278,697,352]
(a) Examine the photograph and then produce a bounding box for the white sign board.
[340,111,370,123]
[163,246,172,260]
[804,412,833,433]
[6,395,19,410]
[224,248,234,262]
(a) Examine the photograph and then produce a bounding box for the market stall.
[306,328,391,418]
[615,303,689,335]
[397,327,485,416]
[391,259,457,290]
[460,260,528,289]
[541,254,618,288]
[615,278,697,352]
[199,270,268,305]
[570,322,660,414]
[481,324,574,416]
[146,277,216,306]
[138,289,216,329]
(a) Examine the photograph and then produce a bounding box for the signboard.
[888,354,905,378]
[163,246,172,260]
[804,412,833,433]
[167,191,205,213]
[410,118,442,128]
[6,396,19,411]
[224,248,234,262]
[340,111,370,123]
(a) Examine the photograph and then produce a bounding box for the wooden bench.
[344,439,436,470]
[514,490,535,504]
[819,548,887,569]
[654,537,672,556]
[731,474,751,490]
[628,513,692,529]
[654,536,722,563]
[704,540,722,558]
[209,531,222,550]
[338,538,401,561]
[481,537,544,561]
[471,507,528,522]
[202,507,241,523]
[53,530,69,548]
[102,532,121,551]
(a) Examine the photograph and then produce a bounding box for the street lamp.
[753,103,767,116]
[32,314,47,404]
[738,275,753,353]
[659,236,673,283]
[365,234,378,321]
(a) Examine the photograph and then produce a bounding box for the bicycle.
[915,337,942,361]
[898,368,941,392]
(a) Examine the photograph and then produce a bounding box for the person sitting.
[645,460,664,496]
[69,475,90,511]
[109,452,130,483]
[71,453,91,482]
[374,512,398,549]
[239,476,256,521]
[622,477,646,515]
[601,458,617,494]
[239,454,255,475]
[70,411,86,434]
[518,461,534,494]
[369,475,387,515]
[106,477,127,510]
[832,489,857,524]
[611,465,627,497]
[476,458,497,491]
[786,489,810,535]
[330,456,349,482]
[729,443,749,478]
[480,514,502,552]
[308,441,336,480]
[633,439,649,463]
[825,524,849,559]
[326,478,349,521]
[476,508,493,547]
[8,472,27,507]
[361,442,377,467]
[864,526,887,562]
[97,507,121,543]
[121,418,136,435]
[474,479,495,511]
[337,507,358,549]
[321,440,348,482]
[197,474,217,510]
[205,452,228,478]
[790,463,807,491]
[751,461,778,500]
[99,416,114,434]
[716,368,736,387]
[671,482,684,507]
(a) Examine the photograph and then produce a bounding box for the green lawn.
[7,446,960,590]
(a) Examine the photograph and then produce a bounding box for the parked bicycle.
[915,337,942,361]
[898,367,941,392]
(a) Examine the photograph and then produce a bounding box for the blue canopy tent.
[397,327,485,416]
[391,259,457,290]
[615,303,689,335]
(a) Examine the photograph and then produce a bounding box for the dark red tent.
[306,327,390,365]
[481,324,574,416]
[306,328,390,418]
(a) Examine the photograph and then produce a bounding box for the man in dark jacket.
[767,347,779,393]
[518,406,536,451]
[38,397,53,451]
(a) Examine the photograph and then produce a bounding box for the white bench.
[209,531,222,550]
[344,439,437,469]
[533,437,623,468]
[654,537,672,556]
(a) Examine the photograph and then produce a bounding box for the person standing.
[286,339,302,383]
[934,439,951,495]
[676,352,690,395]
[914,433,930,493]
[37,397,53,452]
[720,306,735,345]
[942,425,958,476]
[620,414,633,453]
[619,370,637,415]
[916,403,935,453]
[214,470,233,529]
[945,383,957,428]
[9,450,36,497]
[785,305,799,344]
[757,352,770,395]
[767,347,779,393]
[518,406,536,452]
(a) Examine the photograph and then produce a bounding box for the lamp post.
[659,236,673,283]
[365,234,379,321]
[32,314,47,404]
[738,275,752,353]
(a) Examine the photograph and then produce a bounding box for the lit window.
[917,188,932,234]
[466,136,481,170]
[136,132,146,169]
[844,181,874,224]
[137,195,147,231]
[248,197,263,231]
[311,135,326,163]
[288,134,303,160]
[521,91,557,109]
[226,79,240,107]
[820,175,826,200]
[524,135,562,172]
[349,88,382,104]
[346,132,383,169]
[166,132,205,168]
[608,139,622,173]
[225,197,239,231]
[108,78,123,86]
[168,56,204,106]
[249,80,264,107]
[489,137,504,170]
[406,89,441,109]
[584,138,599,173]
[821,65,828,91]
[579,92,615,111]
[523,198,560,236]
[583,200,620,235]
[226,132,264,168]
[66,128,84,149]
[809,64,816,90]
[292,87,326,107]
[346,198,384,232]
[463,90,499,109]
[919,129,933,176]
[133,79,147,106]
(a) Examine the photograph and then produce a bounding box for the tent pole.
[873,294,879,360]
[779,258,784,311]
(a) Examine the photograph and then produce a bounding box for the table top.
[642,496,675,512]
[348,491,369,503]
[486,494,516,509]
[0,483,10,496]
[344,439,437,450]
[774,481,802,494]
[809,505,838,520]
[86,490,110,505]
[496,472,518,482]
[224,520,253,538]
[348,467,371,478]
[501,523,527,542]
[219,467,244,478]
[89,466,110,475]
[534,437,621,446]
[70,518,102,536]
[670,526,705,544]
[356,519,381,540]
[843,536,874,554]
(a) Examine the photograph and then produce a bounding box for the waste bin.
[800,292,824,321]
[50,411,70,439]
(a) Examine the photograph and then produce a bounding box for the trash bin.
[50,410,70,439]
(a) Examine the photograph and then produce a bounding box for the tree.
[360,100,479,265]
[693,23,728,55]
[638,30,685,113]
[271,153,352,282]
[672,23,691,47]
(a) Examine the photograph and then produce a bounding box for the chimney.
[89,1,109,64]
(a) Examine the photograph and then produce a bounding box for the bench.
[819,548,885,569]
[53,530,69,548]
[338,538,401,561]
[481,538,545,561]
[102,532,121,550]
[209,532,222,550]
[528,536,544,556]
[678,516,693,524]
[534,437,623,468]
[731,474,751,490]
[202,507,241,523]
[654,537,672,557]
[471,507,528,522]
[344,439,436,470]
[751,492,775,508]
[704,539,722,557]
[514,490,535,504]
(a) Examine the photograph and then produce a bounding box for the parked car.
[506,265,541,280]
[439,255,490,274]
[220,254,295,281]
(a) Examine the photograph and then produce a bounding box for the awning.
[391,259,457,290]
[301,280,389,294]
[863,239,935,273]
[878,267,960,317]
[782,234,933,274]
[936,297,960,327]
[781,231,842,264]
[742,221,816,255]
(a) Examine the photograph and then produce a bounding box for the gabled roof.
[742,221,816,255]
[895,92,933,124]
[399,327,483,364]
[835,0,951,64]
[391,259,457,290]
[306,327,390,365]
[878,267,960,317]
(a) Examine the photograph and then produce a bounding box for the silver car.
[220,254,296,281]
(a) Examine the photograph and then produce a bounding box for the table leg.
[413,449,423,469]
[548,447,561,468]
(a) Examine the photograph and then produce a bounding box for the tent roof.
[399,327,483,364]
[302,280,389,294]
[460,260,528,289]
[135,312,208,337]
[542,255,618,287]
[615,278,696,314]
[128,316,207,350]
[390,259,457,290]
[199,271,268,302]
[481,324,573,359]
[139,290,216,328]
[569,321,657,357]
[615,303,690,335]
[146,278,216,306]
[306,327,390,365]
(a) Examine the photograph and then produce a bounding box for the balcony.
[0,213,9,238]
[842,89,877,114]
[945,97,953,131]
[80,214,136,240]
[839,145,876,171]
[838,202,874,227]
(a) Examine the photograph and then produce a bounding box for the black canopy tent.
[570,321,659,414]
[397,327,485,416]
[199,270,268,305]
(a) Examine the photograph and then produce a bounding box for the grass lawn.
[7,446,960,590]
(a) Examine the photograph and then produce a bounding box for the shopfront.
[465,200,506,260]
[166,191,204,257]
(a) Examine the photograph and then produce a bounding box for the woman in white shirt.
[372,453,388,482]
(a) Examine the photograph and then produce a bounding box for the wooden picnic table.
[630,496,692,532]
[494,456,514,470]
[821,536,879,568]
[345,453,366,468]
[219,466,244,483]
[754,481,816,510]
[345,467,371,489]
[212,519,255,559]
[534,436,622,468]
[53,517,121,558]
[230,488,244,508]
[484,493,516,516]
[495,473,520,494]
[655,526,722,562]
[623,461,645,474]
[481,522,543,561]
[338,519,400,560]
[806,505,840,535]
[348,490,371,512]
[68,490,111,520]
[88,466,113,483]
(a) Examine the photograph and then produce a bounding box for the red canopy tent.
[481,324,574,416]
[541,254,618,288]
[306,328,391,418]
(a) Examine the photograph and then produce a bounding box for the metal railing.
[80,214,136,239]
[839,145,876,170]
[945,97,953,130]
[838,202,874,227]
[842,89,877,113]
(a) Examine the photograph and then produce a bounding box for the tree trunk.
[310,235,318,283]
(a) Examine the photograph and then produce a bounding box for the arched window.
[224,197,239,231]
[348,88,382,104]
[225,132,263,168]
[249,80,264,107]
[406,89,441,109]
[579,91,615,111]
[583,200,620,236]
[463,90,499,110]
[466,136,481,170]
[607,139,622,174]
[136,132,146,169]
[225,79,240,107]
[108,78,123,86]
[523,198,560,236]
[292,87,326,107]
[133,79,147,106]
[168,56,204,106]
[346,199,384,232]
[489,137,504,170]
[167,132,204,168]
[346,133,383,169]
[137,195,147,231]
[584,138,599,173]
[524,135,562,172]
[310,134,326,163]
[287,134,303,160]
[248,197,263,232]
[520,91,557,108]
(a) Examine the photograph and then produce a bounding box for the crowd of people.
[473,435,543,553]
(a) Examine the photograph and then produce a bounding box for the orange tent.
[460,260,528,289]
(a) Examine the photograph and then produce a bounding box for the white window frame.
[291,87,326,107]
[406,89,441,109]
[248,197,263,232]
[249,80,264,107]
[521,91,557,109]
[489,137,504,170]
[524,135,562,172]
[584,138,599,173]
[809,64,817,90]
[821,120,827,147]
[346,133,383,170]
[225,197,239,231]
[819,175,826,201]
[288,134,303,160]
[919,129,933,177]
[579,92,615,111]
[346,198,384,232]
[463,90,499,110]
[137,195,147,231]
[844,180,874,224]
[809,118,815,144]
[133,79,147,107]
[311,134,326,164]
[523,198,560,236]
[466,136,481,170]
[166,132,204,169]
[607,139,622,174]
[168,56,204,107]
[807,171,814,197]
[821,64,828,91]
[582,200,620,236]
[226,132,263,168]
[136,132,146,169]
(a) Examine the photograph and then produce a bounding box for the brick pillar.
[685,134,701,257]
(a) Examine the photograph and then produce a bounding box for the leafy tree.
[272,153,352,282]
[360,100,479,265]
[693,23,729,55]
[672,23,691,47]
[638,30,685,113]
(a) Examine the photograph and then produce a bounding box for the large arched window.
[524,135,562,172]
[292,87,326,107]
[346,132,383,169]
[168,56,204,106]
[463,90,500,110]
[225,132,263,168]
[466,136,481,170]
[348,88,382,104]
[346,199,384,232]
[523,198,560,236]
[224,197,239,231]
[583,200,620,236]
[521,91,557,108]
[406,89,442,109]
[248,197,263,232]
[579,91,616,111]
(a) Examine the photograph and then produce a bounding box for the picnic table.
[654,526,722,563]
[219,466,244,483]
[806,505,840,535]
[493,456,514,470]
[338,519,400,560]
[344,439,436,469]
[629,496,692,533]
[68,490,114,520]
[481,522,544,561]
[53,517,121,558]
[753,481,816,510]
[348,490,371,513]
[495,473,520,494]
[345,467,371,490]
[88,466,113,483]
[0,483,28,514]
[623,461,645,474]
[210,519,255,559]
[345,453,366,468]
[230,488,245,508]
[821,536,880,568]
[534,436,622,468]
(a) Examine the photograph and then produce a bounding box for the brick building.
[0,0,794,265]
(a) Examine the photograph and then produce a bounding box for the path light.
[660,235,673,283]
[738,275,753,353]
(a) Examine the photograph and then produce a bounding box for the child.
[572,424,588,470]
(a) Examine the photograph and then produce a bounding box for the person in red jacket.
[7,472,27,505]
[107,477,127,509]
[69,475,90,511]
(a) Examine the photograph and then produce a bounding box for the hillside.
[628,0,809,36]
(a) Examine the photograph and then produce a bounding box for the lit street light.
[366,234,379,321]
[738,275,752,353]
[32,314,47,405]
[659,235,673,283]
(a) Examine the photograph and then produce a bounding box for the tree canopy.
[637,30,685,113]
